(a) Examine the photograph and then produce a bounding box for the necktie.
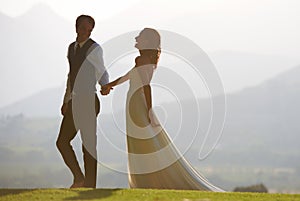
[75,44,80,55]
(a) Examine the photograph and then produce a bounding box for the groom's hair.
[76,15,95,29]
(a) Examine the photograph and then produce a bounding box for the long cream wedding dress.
[125,60,223,191]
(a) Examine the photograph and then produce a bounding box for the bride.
[101,28,223,191]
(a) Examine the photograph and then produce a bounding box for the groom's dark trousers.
[56,95,100,188]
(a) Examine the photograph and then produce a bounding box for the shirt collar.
[76,38,90,48]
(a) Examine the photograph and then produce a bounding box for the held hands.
[101,84,113,95]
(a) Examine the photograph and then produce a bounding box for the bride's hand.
[101,84,113,95]
[149,109,160,127]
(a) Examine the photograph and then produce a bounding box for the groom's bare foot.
[70,180,85,188]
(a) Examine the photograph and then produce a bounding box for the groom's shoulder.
[89,38,100,46]
[89,40,103,53]
[68,41,76,48]
[88,39,102,49]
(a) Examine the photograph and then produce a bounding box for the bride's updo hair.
[139,28,161,66]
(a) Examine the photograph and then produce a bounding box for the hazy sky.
[1,0,300,58]
[1,0,300,107]
[0,0,140,20]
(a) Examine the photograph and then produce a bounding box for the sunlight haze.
[0,0,300,107]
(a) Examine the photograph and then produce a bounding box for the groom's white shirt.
[63,38,109,103]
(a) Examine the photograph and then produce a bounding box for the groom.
[56,15,109,188]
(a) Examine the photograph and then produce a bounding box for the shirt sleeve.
[86,44,109,86]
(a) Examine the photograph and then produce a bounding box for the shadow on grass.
[65,188,120,200]
[0,189,35,197]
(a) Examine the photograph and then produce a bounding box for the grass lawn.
[0,188,299,201]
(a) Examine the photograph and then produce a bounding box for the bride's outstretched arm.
[144,85,158,126]
[144,85,160,126]
[101,72,129,95]
[109,72,130,87]
[144,85,152,111]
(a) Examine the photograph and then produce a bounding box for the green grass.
[0,188,299,201]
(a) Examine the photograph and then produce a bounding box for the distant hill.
[1,63,300,156]
[1,63,300,119]
[0,86,64,117]
[209,51,300,93]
